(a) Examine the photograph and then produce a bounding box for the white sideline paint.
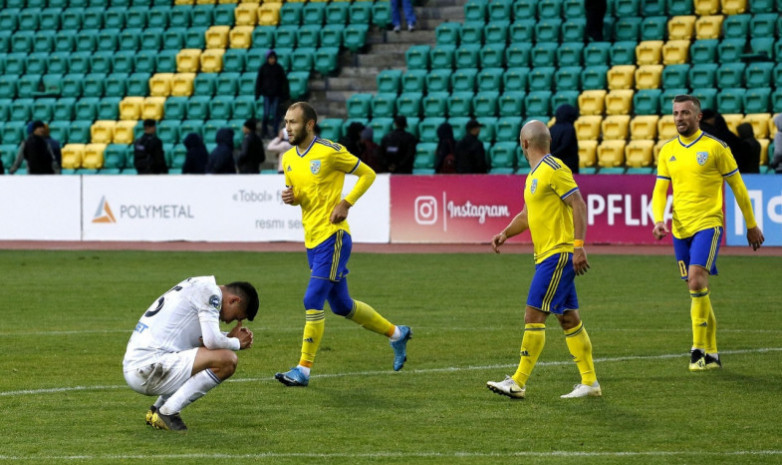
[1,347,780,398]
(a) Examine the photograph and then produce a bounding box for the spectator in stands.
[735,123,761,174]
[133,119,167,174]
[267,128,293,173]
[207,128,237,174]
[550,104,580,174]
[357,126,385,173]
[455,119,489,174]
[255,50,289,139]
[10,121,60,175]
[380,116,417,174]
[182,133,209,174]
[700,110,744,168]
[391,0,417,32]
[434,122,456,174]
[43,124,61,168]
[237,118,265,174]
[585,0,607,42]
[771,114,782,174]
[339,122,364,156]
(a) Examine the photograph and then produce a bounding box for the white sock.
[159,369,221,415]
[297,365,311,376]
[153,395,169,409]
[389,326,402,342]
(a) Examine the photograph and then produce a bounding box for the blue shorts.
[307,230,351,282]
[672,226,723,280]
[527,252,579,314]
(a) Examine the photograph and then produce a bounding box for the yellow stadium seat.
[657,115,677,140]
[240,0,263,3]
[578,140,598,168]
[196,0,216,4]
[142,97,166,120]
[91,121,116,144]
[635,41,664,65]
[177,49,202,73]
[206,25,231,49]
[235,3,258,26]
[721,0,746,14]
[149,73,175,97]
[230,26,254,49]
[597,140,626,168]
[635,65,663,89]
[219,0,239,3]
[695,15,724,39]
[759,138,769,165]
[607,65,636,90]
[722,114,743,135]
[694,0,720,15]
[61,144,85,169]
[113,121,137,144]
[667,16,697,40]
[201,49,225,73]
[601,115,631,140]
[630,115,659,140]
[625,140,655,167]
[83,144,107,170]
[119,96,145,121]
[175,0,194,4]
[171,73,196,97]
[742,113,771,139]
[574,115,603,140]
[605,89,634,115]
[258,3,282,26]
[662,40,690,65]
[578,90,607,116]
[654,139,668,165]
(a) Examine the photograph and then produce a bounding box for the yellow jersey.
[282,137,374,248]
[525,154,580,264]
[656,130,739,239]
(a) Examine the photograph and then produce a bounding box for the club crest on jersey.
[310,160,321,175]
[209,295,220,309]
[697,152,708,165]
[530,178,538,194]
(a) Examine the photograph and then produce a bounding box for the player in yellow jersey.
[486,121,601,400]
[274,102,412,387]
[652,94,764,372]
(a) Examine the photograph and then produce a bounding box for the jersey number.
[143,285,183,317]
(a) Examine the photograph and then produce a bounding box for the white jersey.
[123,276,240,371]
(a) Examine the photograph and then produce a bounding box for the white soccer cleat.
[487,376,526,399]
[560,382,602,398]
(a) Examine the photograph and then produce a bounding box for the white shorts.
[123,348,199,396]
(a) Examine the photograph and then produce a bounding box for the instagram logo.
[414,196,438,225]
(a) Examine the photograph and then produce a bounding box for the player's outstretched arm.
[492,206,528,253]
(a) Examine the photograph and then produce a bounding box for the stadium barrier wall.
[725,176,782,247]
[0,176,82,240]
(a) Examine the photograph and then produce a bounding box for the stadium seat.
[536,18,562,43]
[528,67,555,92]
[630,115,659,140]
[717,62,746,89]
[691,87,718,111]
[744,87,772,113]
[750,37,774,60]
[693,0,720,15]
[61,144,85,170]
[551,91,579,110]
[584,42,611,67]
[608,65,636,90]
[422,92,449,118]
[290,48,315,73]
[405,45,431,70]
[90,119,115,145]
[745,62,774,88]
[477,68,504,93]
[451,68,478,93]
[258,3,281,26]
[661,40,690,65]
[601,115,631,140]
[555,66,582,92]
[750,13,777,38]
[689,63,719,89]
[635,41,664,66]
[464,0,487,22]
[557,42,584,67]
[722,14,750,39]
[525,91,552,116]
[476,116,497,143]
[371,1,391,28]
[561,19,586,43]
[661,64,690,89]
[498,91,525,117]
[605,89,634,115]
[635,65,663,89]
[505,43,531,68]
[743,113,771,139]
[531,42,558,68]
[721,0,747,14]
[426,69,452,93]
[428,45,455,70]
[718,39,745,63]
[447,92,473,116]
[318,118,342,141]
[496,117,522,142]
[581,65,609,90]
[610,41,637,66]
[509,19,535,44]
[484,21,509,44]
[279,2,302,25]
[436,22,462,46]
[209,95,234,120]
[480,44,506,69]
[597,140,626,170]
[689,39,719,64]
[229,26,253,49]
[347,93,373,119]
[722,113,743,134]
[695,15,724,39]
[641,16,668,41]
[625,140,655,170]
[349,2,372,25]
[578,140,598,169]
[613,16,642,42]
[402,70,428,94]
[235,3,257,26]
[489,142,517,174]
[657,114,677,139]
[412,142,437,174]
[502,67,529,93]
[614,0,640,16]
[473,91,499,117]
[488,0,513,22]
[74,97,99,121]
[578,90,607,116]
[455,44,481,69]
[659,88,689,113]
[633,89,662,115]
[417,117,446,143]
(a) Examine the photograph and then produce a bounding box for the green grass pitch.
[0,249,780,464]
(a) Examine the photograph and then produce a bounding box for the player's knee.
[329,295,354,316]
[217,350,238,379]
[303,293,324,311]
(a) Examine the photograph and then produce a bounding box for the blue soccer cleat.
[275,366,310,387]
[390,325,412,371]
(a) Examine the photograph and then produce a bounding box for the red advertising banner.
[390,174,674,245]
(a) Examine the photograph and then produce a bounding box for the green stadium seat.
[525,91,553,116]
[97,97,121,120]
[412,143,437,174]
[613,16,642,42]
[164,96,187,121]
[126,7,147,29]
[209,96,235,120]
[90,51,114,75]
[583,42,612,66]
[422,92,449,117]
[662,63,690,88]
[33,98,56,121]
[505,43,531,68]
[244,49,265,72]
[773,88,782,113]
[83,7,103,29]
[215,72,240,96]
[538,0,563,18]
[496,116,522,141]
[436,22,461,46]
[562,19,587,43]
[723,14,751,39]
[397,92,423,118]
[503,67,529,92]
[32,30,56,54]
[104,73,128,97]
[83,74,106,98]
[610,41,637,65]
[750,37,774,60]
[347,93,373,119]
[459,21,484,45]
[74,97,99,120]
[288,71,309,100]
[477,67,504,92]
[449,116,470,141]
[9,98,33,121]
[718,87,745,113]
[223,49,247,74]
[447,92,473,116]
[148,6,170,29]
[45,53,68,76]
[193,73,216,97]
[273,48,293,72]
[344,24,369,53]
[745,62,774,88]
[455,44,481,69]
[70,52,94,75]
[551,90,580,109]
[168,6,190,28]
[513,0,536,20]
[641,16,668,41]
[280,2,303,25]
[141,28,165,52]
[53,98,76,121]
[659,88,688,113]
[48,120,70,143]
[484,21,509,44]
[531,42,557,68]
[110,51,135,75]
[133,50,156,74]
[426,69,452,93]
[68,120,93,144]
[417,117,445,143]
[535,18,562,43]
[377,69,403,94]
[614,0,640,16]
[76,29,101,53]
[508,20,535,45]
[750,13,777,37]
[349,2,372,25]
[473,91,499,117]
[119,28,142,52]
[557,42,584,67]
[186,95,211,120]
[275,26,298,50]
[689,63,718,89]
[184,27,207,49]
[17,74,41,99]
[406,45,431,70]
[744,87,772,113]
[203,119,229,145]
[480,44,505,69]
[667,0,692,15]
[5,53,27,75]
[326,2,349,24]
[126,73,151,96]
[499,92,525,116]
[717,62,746,88]
[252,26,276,50]
[451,68,478,92]
[368,118,394,144]
[430,45,456,70]
[555,66,582,91]
[40,8,62,31]
[633,89,662,115]
[317,25,340,48]
[489,141,517,174]
[402,70,428,94]
[103,144,128,171]
[371,1,391,28]
[302,2,326,25]
[234,95,260,119]
[464,0,487,22]
[25,53,48,75]
[104,7,126,29]
[318,118,343,141]
[61,7,84,31]
[11,31,34,54]
[238,72,256,96]
[61,74,85,98]
[691,87,718,111]
[314,47,339,75]
[529,67,555,92]
[717,39,745,63]
[2,123,25,145]
[488,0,513,21]
[290,48,315,73]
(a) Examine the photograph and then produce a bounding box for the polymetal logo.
[92,196,116,223]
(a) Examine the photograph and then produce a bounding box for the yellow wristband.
[574,239,584,248]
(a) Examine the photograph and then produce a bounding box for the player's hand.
[330,199,352,224]
[747,226,764,251]
[491,232,507,254]
[652,222,669,240]
[281,187,296,205]
[573,248,590,276]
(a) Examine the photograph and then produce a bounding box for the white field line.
[2,347,780,397]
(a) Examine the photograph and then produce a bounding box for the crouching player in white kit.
[123,276,259,431]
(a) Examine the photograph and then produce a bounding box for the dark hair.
[143,119,157,128]
[226,281,259,321]
[288,101,318,125]
[244,118,257,130]
[673,94,701,112]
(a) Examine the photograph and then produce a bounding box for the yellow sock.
[705,297,718,354]
[564,322,597,386]
[299,309,325,368]
[346,300,395,337]
[512,323,546,387]
[690,288,710,351]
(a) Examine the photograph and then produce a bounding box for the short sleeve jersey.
[282,137,361,248]
[525,155,580,264]
[656,130,739,239]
